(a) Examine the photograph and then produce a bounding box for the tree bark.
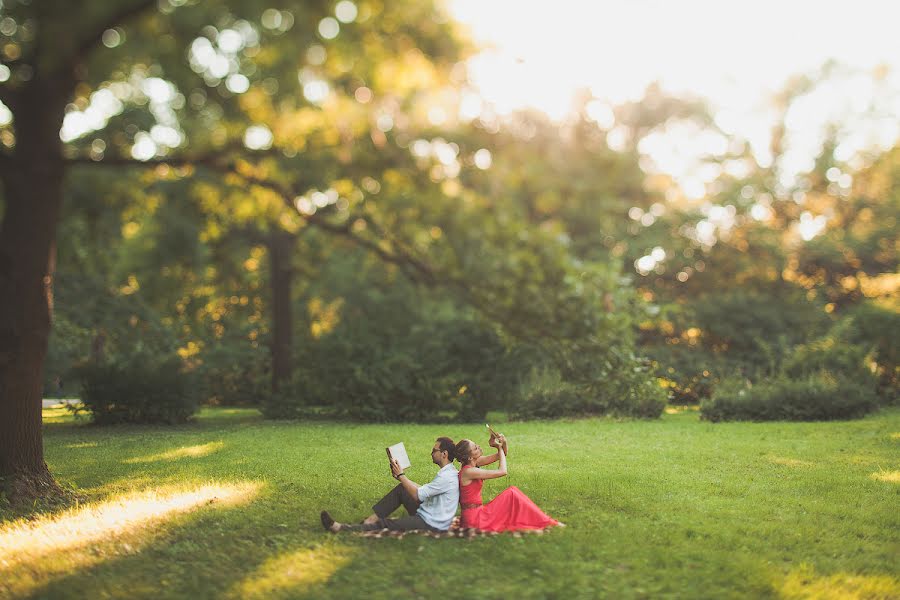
[268,229,294,393]
[0,77,70,500]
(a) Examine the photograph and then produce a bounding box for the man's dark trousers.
[340,484,440,532]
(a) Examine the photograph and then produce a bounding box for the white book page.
[387,442,411,470]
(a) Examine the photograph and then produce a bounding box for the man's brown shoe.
[320,511,340,532]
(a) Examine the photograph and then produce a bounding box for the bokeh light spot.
[318,17,340,39]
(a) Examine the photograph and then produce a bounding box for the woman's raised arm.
[475,434,509,466]
[462,447,507,482]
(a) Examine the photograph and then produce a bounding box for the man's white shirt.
[416,463,459,530]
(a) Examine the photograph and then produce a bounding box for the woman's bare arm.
[475,452,499,467]
[462,447,507,481]
[475,434,509,466]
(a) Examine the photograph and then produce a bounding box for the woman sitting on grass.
[455,434,560,532]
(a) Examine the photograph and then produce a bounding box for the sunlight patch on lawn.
[779,564,900,599]
[664,405,699,415]
[890,432,900,441]
[767,455,814,468]
[846,454,880,466]
[0,482,261,598]
[42,407,75,423]
[124,441,225,464]
[230,545,355,599]
[65,441,98,449]
[869,470,900,483]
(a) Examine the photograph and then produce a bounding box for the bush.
[74,354,196,425]
[783,339,876,384]
[700,374,879,422]
[645,344,741,404]
[512,361,667,420]
[264,299,524,422]
[259,377,314,420]
[336,358,445,422]
[691,290,831,374]
[195,342,268,406]
[833,302,899,402]
[510,368,590,419]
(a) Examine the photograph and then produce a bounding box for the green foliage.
[700,374,879,422]
[249,248,527,421]
[783,338,875,385]
[43,269,181,397]
[510,368,587,419]
[258,375,311,420]
[691,289,831,375]
[831,302,900,401]
[195,340,269,406]
[297,314,520,423]
[73,354,197,425]
[645,343,735,404]
[42,313,93,398]
[512,360,667,420]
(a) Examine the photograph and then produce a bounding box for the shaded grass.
[1,407,898,599]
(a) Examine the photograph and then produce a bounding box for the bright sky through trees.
[449,0,900,192]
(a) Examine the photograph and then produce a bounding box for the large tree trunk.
[0,77,70,501]
[269,229,294,393]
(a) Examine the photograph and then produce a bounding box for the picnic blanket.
[354,516,564,539]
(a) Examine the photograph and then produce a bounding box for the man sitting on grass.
[321,437,459,533]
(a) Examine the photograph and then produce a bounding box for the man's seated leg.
[371,483,420,520]
[321,484,422,533]
[339,514,437,533]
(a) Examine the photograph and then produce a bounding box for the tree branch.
[66,151,440,286]
[65,142,287,169]
[67,0,159,72]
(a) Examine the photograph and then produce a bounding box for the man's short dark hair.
[435,437,456,461]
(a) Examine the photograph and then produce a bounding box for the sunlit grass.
[0,482,261,598]
[231,544,355,599]
[123,441,225,464]
[869,470,900,483]
[41,405,81,424]
[780,565,900,599]
[767,455,815,468]
[2,406,896,599]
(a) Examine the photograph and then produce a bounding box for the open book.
[386,442,411,470]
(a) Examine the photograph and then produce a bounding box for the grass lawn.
[2,406,898,599]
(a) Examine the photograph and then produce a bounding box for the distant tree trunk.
[0,76,70,501]
[268,229,294,393]
[91,329,108,364]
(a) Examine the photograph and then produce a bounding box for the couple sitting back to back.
[320,433,558,533]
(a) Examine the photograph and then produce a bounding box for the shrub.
[510,368,590,419]
[512,361,667,420]
[74,354,196,425]
[783,339,876,384]
[195,342,268,406]
[691,290,831,374]
[700,374,879,422]
[323,351,446,422]
[833,303,899,402]
[585,354,668,418]
[645,344,741,404]
[259,377,313,420]
[262,302,524,422]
